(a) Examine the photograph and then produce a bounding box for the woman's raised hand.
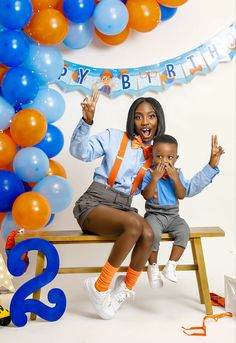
[209,135,225,168]
[81,85,100,125]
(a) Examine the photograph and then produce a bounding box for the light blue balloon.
[22,44,64,84]
[22,88,65,123]
[93,0,129,36]
[33,176,73,213]
[63,19,94,49]
[1,212,18,241]
[13,147,49,183]
[0,96,15,130]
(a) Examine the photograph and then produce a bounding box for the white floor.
[1,272,235,343]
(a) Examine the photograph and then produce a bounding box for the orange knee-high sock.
[124,266,142,290]
[95,261,118,292]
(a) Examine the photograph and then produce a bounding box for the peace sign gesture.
[81,84,100,125]
[209,135,225,168]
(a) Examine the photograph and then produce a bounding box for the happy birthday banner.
[56,23,236,97]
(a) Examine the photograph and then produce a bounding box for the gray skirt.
[73,181,138,230]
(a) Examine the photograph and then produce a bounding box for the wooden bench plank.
[15,226,225,244]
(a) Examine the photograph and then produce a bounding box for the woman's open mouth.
[141,128,152,141]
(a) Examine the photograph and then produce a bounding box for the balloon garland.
[0,0,188,237]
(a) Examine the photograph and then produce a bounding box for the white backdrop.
[1,0,235,291]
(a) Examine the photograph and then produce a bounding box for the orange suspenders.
[107,132,129,187]
[107,132,152,195]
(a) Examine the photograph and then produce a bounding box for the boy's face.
[152,142,178,167]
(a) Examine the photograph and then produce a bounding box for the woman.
[70,87,165,319]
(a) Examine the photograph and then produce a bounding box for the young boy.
[141,134,224,288]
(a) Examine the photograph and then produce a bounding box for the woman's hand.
[81,84,100,125]
[209,135,225,168]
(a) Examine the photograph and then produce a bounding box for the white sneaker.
[111,275,135,312]
[84,277,115,319]
[147,263,164,288]
[162,260,177,283]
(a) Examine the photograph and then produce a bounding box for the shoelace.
[114,288,135,304]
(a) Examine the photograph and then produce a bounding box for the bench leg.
[30,251,45,321]
[191,238,213,315]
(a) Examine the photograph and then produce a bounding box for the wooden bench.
[15,226,225,319]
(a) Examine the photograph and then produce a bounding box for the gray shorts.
[145,204,190,251]
[73,181,138,231]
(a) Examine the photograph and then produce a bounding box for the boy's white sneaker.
[147,263,164,288]
[111,275,135,312]
[84,277,115,319]
[162,260,177,283]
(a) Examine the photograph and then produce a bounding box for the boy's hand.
[165,162,179,181]
[152,162,166,179]
[209,135,225,168]
[81,84,100,125]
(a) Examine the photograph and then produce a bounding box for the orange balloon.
[157,0,188,7]
[0,132,17,167]
[46,159,67,178]
[95,26,129,46]
[0,212,7,227]
[126,0,161,32]
[0,64,9,85]
[31,0,59,11]
[24,9,68,45]
[12,192,51,230]
[10,108,47,147]
[54,0,63,11]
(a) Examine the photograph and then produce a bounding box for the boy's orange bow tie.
[131,135,152,159]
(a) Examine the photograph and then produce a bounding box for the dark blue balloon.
[0,0,33,30]
[63,0,95,23]
[35,124,64,158]
[0,170,25,212]
[0,30,30,67]
[1,67,39,106]
[160,5,177,21]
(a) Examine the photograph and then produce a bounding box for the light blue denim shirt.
[142,166,219,206]
[70,118,147,194]
[70,118,219,196]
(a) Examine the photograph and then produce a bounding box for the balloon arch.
[0,0,188,237]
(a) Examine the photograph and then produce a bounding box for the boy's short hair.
[153,134,178,148]
[126,97,165,140]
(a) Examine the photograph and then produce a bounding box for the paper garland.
[56,23,235,97]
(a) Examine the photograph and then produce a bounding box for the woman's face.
[134,101,158,142]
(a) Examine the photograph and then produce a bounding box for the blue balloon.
[1,67,39,106]
[1,212,18,240]
[35,124,64,158]
[22,88,65,123]
[0,170,25,212]
[22,44,64,85]
[33,176,73,213]
[13,147,49,183]
[0,96,15,130]
[0,30,30,67]
[63,0,95,23]
[63,19,94,49]
[0,0,33,30]
[160,5,177,21]
[93,0,129,35]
